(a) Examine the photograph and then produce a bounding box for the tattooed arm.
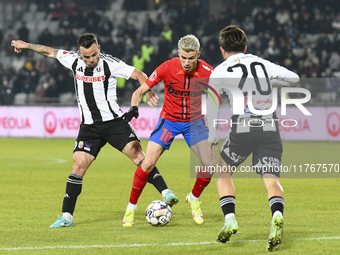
[11,40,58,59]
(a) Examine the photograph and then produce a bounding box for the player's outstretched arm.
[130,68,147,85]
[122,82,152,123]
[271,66,300,87]
[131,82,151,107]
[129,68,159,107]
[11,40,58,59]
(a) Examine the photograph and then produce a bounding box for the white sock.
[273,210,283,219]
[127,202,137,210]
[190,192,199,202]
[63,212,73,221]
[161,189,169,197]
[225,213,235,221]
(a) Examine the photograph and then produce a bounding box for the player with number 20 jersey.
[207,25,299,251]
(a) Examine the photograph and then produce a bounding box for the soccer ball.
[145,200,172,226]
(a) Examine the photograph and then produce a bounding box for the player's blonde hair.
[178,34,200,52]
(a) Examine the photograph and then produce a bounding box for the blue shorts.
[149,117,208,149]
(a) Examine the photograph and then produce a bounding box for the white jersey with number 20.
[207,53,299,138]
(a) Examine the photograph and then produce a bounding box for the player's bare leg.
[141,141,165,172]
[263,174,284,251]
[122,140,145,165]
[216,156,238,242]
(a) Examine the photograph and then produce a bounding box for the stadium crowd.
[1,0,340,105]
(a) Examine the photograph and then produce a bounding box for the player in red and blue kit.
[121,35,217,226]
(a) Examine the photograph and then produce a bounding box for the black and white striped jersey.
[56,50,135,124]
[207,53,299,140]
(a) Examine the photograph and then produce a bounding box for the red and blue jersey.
[145,58,213,122]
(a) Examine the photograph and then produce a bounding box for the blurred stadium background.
[0,0,340,107]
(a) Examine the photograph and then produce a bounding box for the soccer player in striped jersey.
[11,33,175,228]
[121,34,217,226]
[206,26,300,251]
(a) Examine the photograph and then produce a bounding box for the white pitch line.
[35,157,68,164]
[1,236,340,251]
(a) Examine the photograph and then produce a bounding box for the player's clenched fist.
[11,40,27,53]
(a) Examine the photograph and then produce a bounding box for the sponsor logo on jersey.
[256,99,272,104]
[63,51,70,54]
[167,86,201,97]
[76,74,105,82]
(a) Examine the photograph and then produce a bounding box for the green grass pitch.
[0,138,339,254]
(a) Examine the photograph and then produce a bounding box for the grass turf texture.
[0,138,339,254]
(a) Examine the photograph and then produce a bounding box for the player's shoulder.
[100,53,121,64]
[217,53,265,67]
[210,62,225,78]
[198,59,214,73]
[239,53,272,65]
[157,57,179,71]
[57,49,79,59]
[166,57,180,66]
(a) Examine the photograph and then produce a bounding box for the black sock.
[147,166,168,193]
[62,173,83,215]
[269,196,284,215]
[137,159,168,193]
[220,196,235,216]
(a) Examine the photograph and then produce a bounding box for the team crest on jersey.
[96,67,101,72]
[149,71,157,81]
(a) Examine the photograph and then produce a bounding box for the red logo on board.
[44,111,57,134]
[327,112,340,137]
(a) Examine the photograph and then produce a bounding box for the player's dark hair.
[77,33,98,49]
[219,25,248,53]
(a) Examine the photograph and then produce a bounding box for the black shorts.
[73,118,139,158]
[220,131,283,177]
